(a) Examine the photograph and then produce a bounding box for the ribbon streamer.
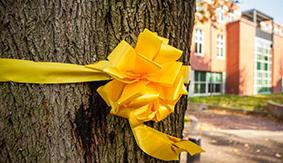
[0,29,204,161]
[0,59,110,83]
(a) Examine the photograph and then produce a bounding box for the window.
[194,28,204,55]
[208,72,223,93]
[274,27,280,34]
[217,35,225,58]
[227,13,235,23]
[217,7,224,23]
[262,24,272,33]
[257,62,261,70]
[254,38,272,94]
[194,71,206,94]
[194,71,223,95]
[264,63,268,71]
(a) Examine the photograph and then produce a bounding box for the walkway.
[181,109,283,163]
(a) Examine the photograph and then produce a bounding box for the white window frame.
[227,12,235,23]
[193,71,223,96]
[207,72,223,95]
[254,37,272,94]
[274,27,279,34]
[217,34,225,59]
[194,28,204,56]
[217,7,225,23]
[194,71,207,95]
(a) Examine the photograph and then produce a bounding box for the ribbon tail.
[129,121,204,161]
[0,59,110,84]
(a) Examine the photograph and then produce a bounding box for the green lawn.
[189,93,283,111]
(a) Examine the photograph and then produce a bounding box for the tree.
[0,0,195,162]
[195,0,239,27]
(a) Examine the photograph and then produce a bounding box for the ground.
[181,109,283,163]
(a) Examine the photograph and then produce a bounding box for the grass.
[189,93,283,111]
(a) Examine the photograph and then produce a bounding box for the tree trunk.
[0,0,195,162]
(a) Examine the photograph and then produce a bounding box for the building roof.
[242,9,273,24]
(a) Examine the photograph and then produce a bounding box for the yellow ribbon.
[0,29,204,161]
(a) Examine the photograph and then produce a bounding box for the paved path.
[181,109,283,163]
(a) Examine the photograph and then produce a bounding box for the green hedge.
[189,93,283,111]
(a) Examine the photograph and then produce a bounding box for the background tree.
[195,0,239,28]
[0,0,195,162]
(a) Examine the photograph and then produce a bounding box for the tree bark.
[0,0,195,162]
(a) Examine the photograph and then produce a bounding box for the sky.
[239,0,283,25]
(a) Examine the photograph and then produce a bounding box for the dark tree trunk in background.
[0,0,195,162]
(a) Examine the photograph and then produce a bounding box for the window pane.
[264,63,268,71]
[200,84,206,93]
[207,73,211,82]
[195,43,198,53]
[208,83,213,93]
[200,72,206,81]
[257,62,261,70]
[257,87,264,93]
[194,83,206,94]
[215,84,221,93]
[195,71,199,81]
[212,73,217,83]
[215,73,222,82]
[194,84,200,93]
[208,83,221,93]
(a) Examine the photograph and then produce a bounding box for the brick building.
[189,0,283,96]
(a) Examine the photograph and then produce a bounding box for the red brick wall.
[226,19,256,95]
[272,34,283,92]
[226,21,240,94]
[238,19,256,95]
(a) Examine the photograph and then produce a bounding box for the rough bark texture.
[0,0,195,162]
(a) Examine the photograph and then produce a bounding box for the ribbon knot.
[95,29,204,160]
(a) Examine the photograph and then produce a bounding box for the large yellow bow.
[0,29,204,161]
